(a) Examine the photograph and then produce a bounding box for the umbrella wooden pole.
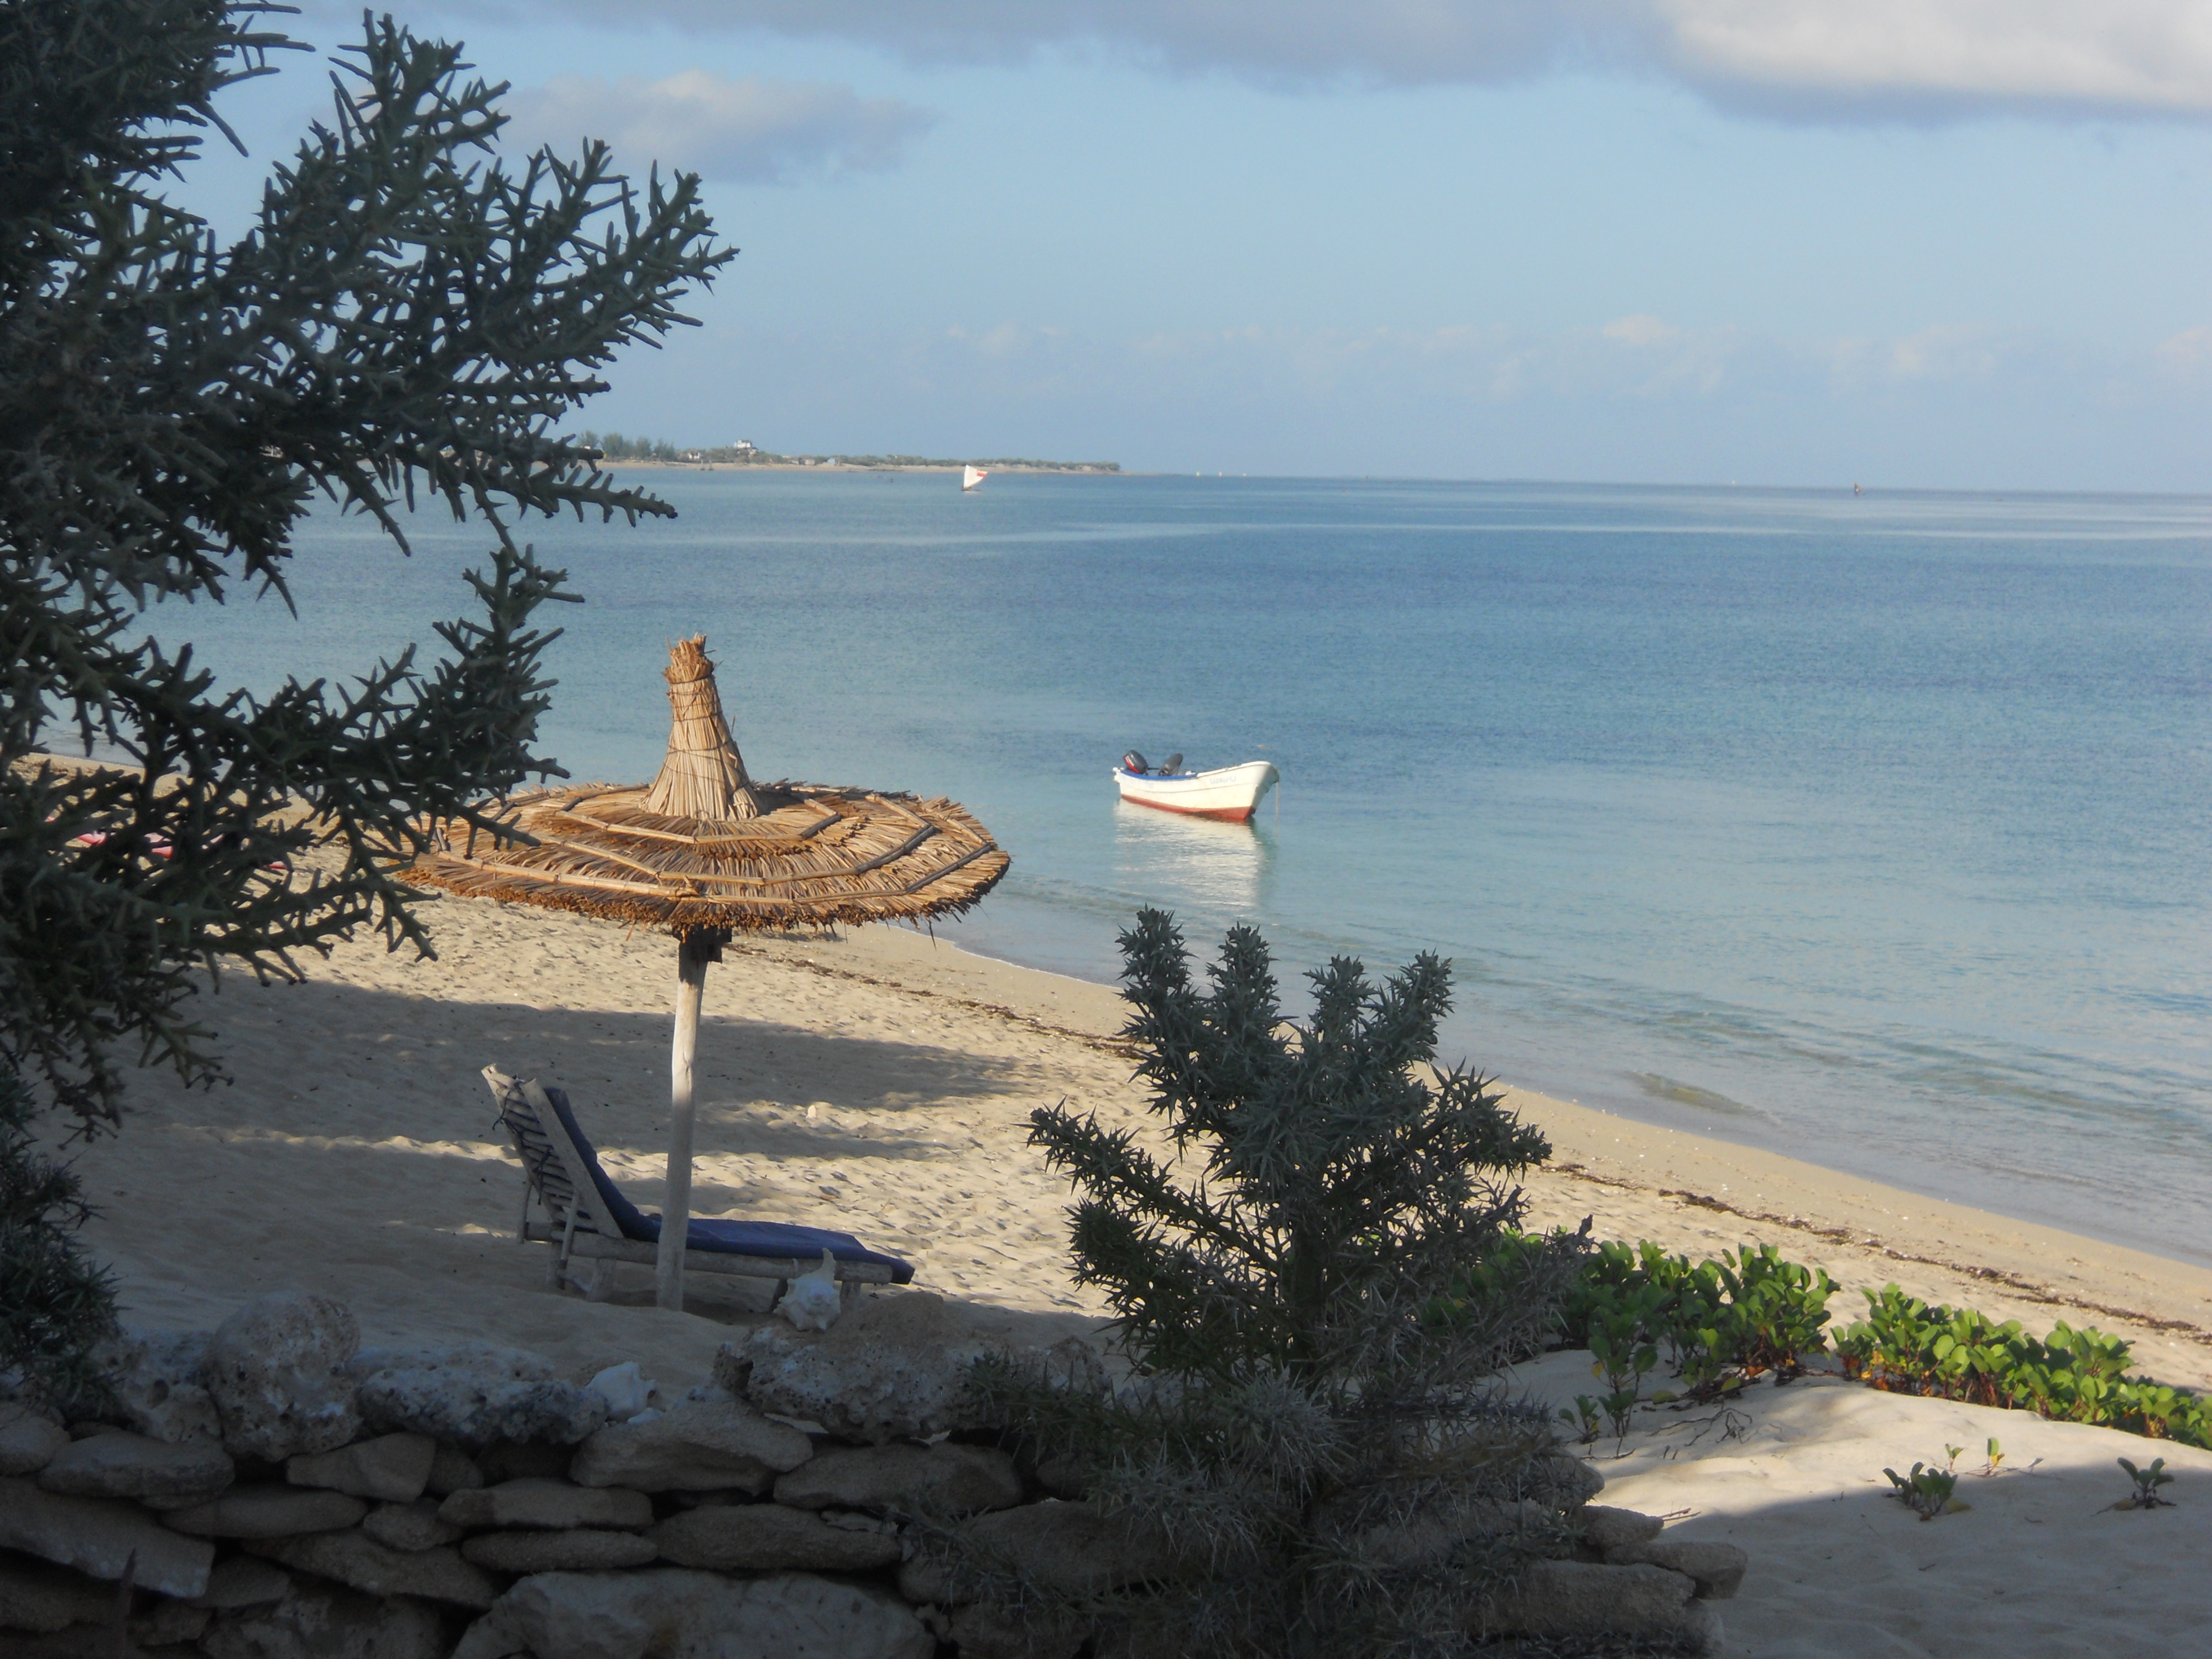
[656,935,712,1311]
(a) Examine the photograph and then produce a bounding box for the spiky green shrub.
[0,1060,118,1407]
[948,910,1592,1658]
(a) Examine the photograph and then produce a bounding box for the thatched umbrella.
[412,637,1008,1311]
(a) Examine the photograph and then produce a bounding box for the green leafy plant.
[1883,1461,1963,1521]
[0,1061,118,1406]
[1558,1395,1603,1445]
[2115,1457,2175,1510]
[1981,1437,2004,1475]
[961,911,1591,1657]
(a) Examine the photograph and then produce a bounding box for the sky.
[174,2,2212,489]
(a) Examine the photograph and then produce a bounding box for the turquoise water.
[160,472,2212,1264]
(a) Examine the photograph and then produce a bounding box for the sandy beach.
[54,892,2212,1656]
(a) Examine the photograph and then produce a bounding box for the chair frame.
[482,1066,895,1305]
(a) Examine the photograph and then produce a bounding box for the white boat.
[1113,756,1279,822]
[962,465,988,491]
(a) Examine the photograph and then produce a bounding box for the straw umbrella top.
[410,637,1008,936]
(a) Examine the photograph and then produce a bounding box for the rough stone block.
[474,1441,573,1484]
[439,1477,653,1532]
[729,1292,1025,1444]
[363,1498,466,1552]
[199,1583,446,1659]
[159,1485,366,1539]
[84,1329,222,1446]
[567,1396,812,1495]
[1478,1558,1716,1652]
[425,1443,484,1496]
[246,1528,499,1610]
[288,1432,436,1503]
[204,1294,362,1462]
[132,1597,212,1646]
[0,1407,70,1477]
[1605,1537,1749,1600]
[0,1552,112,1634]
[36,1432,233,1507]
[352,1346,606,1450]
[461,1527,661,1572]
[1577,1504,1665,1552]
[774,1442,1022,1517]
[0,1475,215,1598]
[187,1557,293,1610]
[451,1568,933,1659]
[650,1501,904,1572]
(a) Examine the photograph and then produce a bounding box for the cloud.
[2157,325,2212,374]
[475,1,2212,119]
[500,71,934,182]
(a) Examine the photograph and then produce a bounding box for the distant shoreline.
[596,457,1124,476]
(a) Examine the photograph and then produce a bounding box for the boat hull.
[1113,760,1279,822]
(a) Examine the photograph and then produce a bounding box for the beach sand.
[55,895,2212,1655]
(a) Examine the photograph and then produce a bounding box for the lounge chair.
[482,1066,914,1305]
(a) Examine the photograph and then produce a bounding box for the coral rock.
[203,1293,362,1460]
[1478,1558,1717,1652]
[198,1583,445,1659]
[451,1568,933,1659]
[0,1552,113,1634]
[352,1347,607,1450]
[0,1475,215,1597]
[650,1501,904,1572]
[439,1476,654,1531]
[774,1442,1022,1517]
[362,1498,466,1552]
[84,1329,222,1445]
[246,1528,499,1610]
[729,1291,1033,1445]
[288,1431,436,1503]
[187,1557,293,1610]
[1606,1537,1749,1600]
[461,1527,661,1572]
[568,1396,811,1494]
[1577,1504,1665,1552]
[0,1406,70,1477]
[426,1442,484,1496]
[35,1431,232,1507]
[160,1485,366,1539]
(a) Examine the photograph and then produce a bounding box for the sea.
[154,471,2212,1267]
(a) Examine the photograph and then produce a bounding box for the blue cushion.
[540,1086,914,1282]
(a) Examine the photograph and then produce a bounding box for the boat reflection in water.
[1111,798,1274,917]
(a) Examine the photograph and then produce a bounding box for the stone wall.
[0,1291,1741,1658]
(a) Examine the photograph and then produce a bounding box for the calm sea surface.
[159,473,2212,1265]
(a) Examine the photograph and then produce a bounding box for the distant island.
[581,431,1119,473]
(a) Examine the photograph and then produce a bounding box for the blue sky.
[180,3,2212,488]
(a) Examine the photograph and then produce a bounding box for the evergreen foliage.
[951,911,1589,1657]
[0,1057,118,1407]
[0,0,733,1130]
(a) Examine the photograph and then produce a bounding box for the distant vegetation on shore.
[579,430,1119,472]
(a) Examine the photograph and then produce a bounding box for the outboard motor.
[1121,750,1150,775]
[1160,753,1183,774]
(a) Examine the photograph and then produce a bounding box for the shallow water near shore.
[155,471,2212,1266]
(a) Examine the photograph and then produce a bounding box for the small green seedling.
[1601,1386,1643,1443]
[2116,1457,2176,1510]
[1560,1396,1603,1445]
[1981,1437,2004,1476]
[1884,1461,1964,1521]
[1943,1444,1965,1472]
